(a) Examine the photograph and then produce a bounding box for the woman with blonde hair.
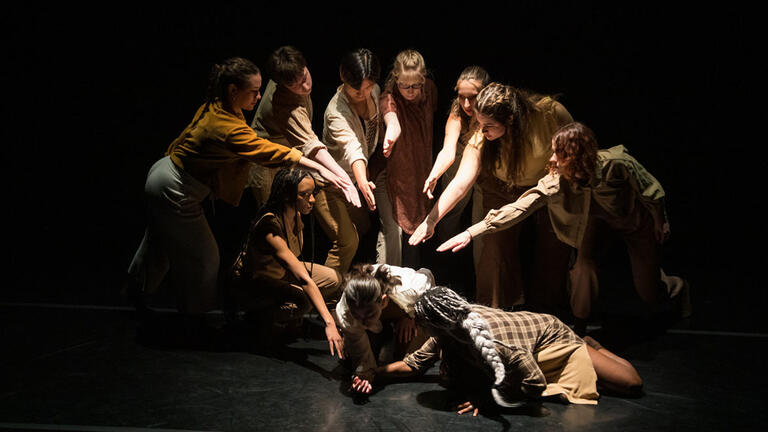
[374,49,438,266]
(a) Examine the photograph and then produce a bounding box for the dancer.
[337,263,434,394]
[128,57,348,316]
[322,48,382,270]
[376,287,642,415]
[410,82,573,311]
[246,46,361,262]
[375,49,438,266]
[423,66,489,276]
[230,167,343,356]
[439,122,689,335]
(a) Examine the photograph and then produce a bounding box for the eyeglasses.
[397,82,424,90]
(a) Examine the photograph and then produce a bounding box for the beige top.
[469,97,573,187]
[466,145,666,248]
[322,84,381,182]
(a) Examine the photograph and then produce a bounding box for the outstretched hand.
[436,231,472,253]
[325,325,344,359]
[358,180,377,211]
[408,219,435,245]
[423,174,438,200]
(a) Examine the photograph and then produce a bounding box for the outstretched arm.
[266,232,344,358]
[424,114,462,199]
[352,159,376,211]
[312,148,361,208]
[382,111,401,158]
[409,144,481,245]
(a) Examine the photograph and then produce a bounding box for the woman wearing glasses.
[376,49,438,266]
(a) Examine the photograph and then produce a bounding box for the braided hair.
[413,287,506,386]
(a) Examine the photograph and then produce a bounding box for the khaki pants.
[569,203,667,320]
[232,262,341,318]
[313,187,371,273]
[475,175,570,310]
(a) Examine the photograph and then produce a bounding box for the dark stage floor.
[1,301,767,432]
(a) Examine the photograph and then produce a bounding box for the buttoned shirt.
[466,145,666,248]
[403,307,583,398]
[322,84,381,182]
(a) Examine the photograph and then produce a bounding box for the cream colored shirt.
[466,145,666,248]
[322,84,381,182]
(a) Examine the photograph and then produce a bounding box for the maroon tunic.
[379,78,437,234]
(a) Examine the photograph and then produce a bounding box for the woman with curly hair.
[438,122,689,335]
[410,82,573,312]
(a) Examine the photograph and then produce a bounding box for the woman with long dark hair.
[231,167,344,356]
[438,122,689,335]
[410,82,573,311]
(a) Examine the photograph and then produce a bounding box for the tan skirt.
[537,343,600,405]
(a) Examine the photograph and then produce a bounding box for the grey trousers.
[128,156,218,314]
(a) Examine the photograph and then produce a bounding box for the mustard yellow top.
[167,100,303,206]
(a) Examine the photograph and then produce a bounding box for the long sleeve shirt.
[250,80,327,157]
[465,145,666,248]
[403,307,583,400]
[167,100,303,206]
[322,84,381,182]
[336,264,434,379]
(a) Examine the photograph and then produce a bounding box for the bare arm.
[424,114,462,199]
[352,159,376,211]
[382,111,401,158]
[409,144,481,245]
[265,232,344,358]
[312,148,361,208]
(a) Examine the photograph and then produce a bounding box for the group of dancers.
[128,46,690,414]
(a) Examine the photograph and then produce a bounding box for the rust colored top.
[379,78,438,234]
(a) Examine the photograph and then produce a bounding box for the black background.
[5,3,764,328]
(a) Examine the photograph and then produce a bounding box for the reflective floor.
[1,302,766,432]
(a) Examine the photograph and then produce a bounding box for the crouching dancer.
[336,264,435,394]
[376,287,642,415]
